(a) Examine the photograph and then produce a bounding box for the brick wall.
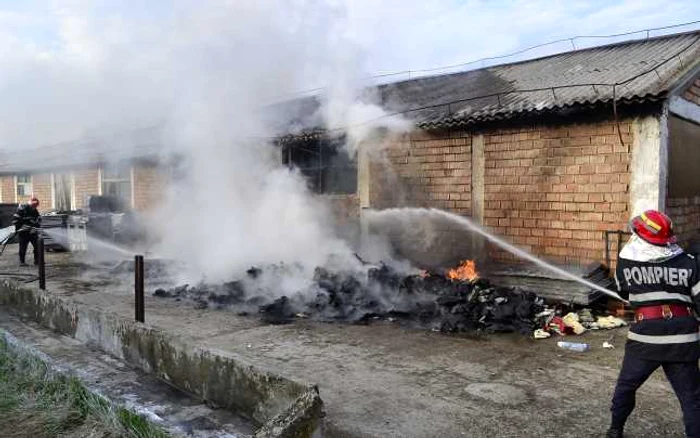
[132,163,169,211]
[0,173,54,211]
[0,177,14,203]
[368,119,634,269]
[482,121,632,267]
[668,197,700,247]
[683,78,700,106]
[4,173,53,211]
[372,131,472,213]
[323,194,360,248]
[73,168,99,210]
[30,174,52,213]
[1,164,168,213]
[369,131,477,268]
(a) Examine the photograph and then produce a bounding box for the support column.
[658,104,669,213]
[70,173,77,210]
[50,174,56,210]
[358,142,371,249]
[630,114,666,216]
[471,134,486,259]
[471,134,485,224]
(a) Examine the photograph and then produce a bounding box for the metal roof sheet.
[0,127,163,174]
[276,30,700,134]
[3,31,700,172]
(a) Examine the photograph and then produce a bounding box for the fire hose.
[0,226,41,257]
[0,226,43,282]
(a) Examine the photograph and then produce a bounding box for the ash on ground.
[153,263,556,335]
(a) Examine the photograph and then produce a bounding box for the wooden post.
[134,255,145,323]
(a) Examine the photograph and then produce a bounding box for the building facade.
[2,32,700,272]
[282,31,700,270]
[0,127,169,214]
[0,160,168,214]
[365,107,700,270]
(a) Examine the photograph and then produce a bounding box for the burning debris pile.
[153,260,569,335]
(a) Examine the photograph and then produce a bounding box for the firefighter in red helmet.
[11,197,41,266]
[608,210,700,438]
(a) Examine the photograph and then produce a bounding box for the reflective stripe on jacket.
[616,253,700,362]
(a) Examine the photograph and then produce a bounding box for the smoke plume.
[0,1,412,289]
[150,1,415,286]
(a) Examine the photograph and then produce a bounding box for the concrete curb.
[0,280,323,438]
[0,328,186,436]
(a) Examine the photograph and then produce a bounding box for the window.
[101,162,131,202]
[282,137,358,195]
[16,174,32,197]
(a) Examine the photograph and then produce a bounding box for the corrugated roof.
[3,31,700,173]
[277,30,700,134]
[0,127,163,174]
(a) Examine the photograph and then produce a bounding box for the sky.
[0,0,698,148]
[3,1,700,80]
[318,0,700,87]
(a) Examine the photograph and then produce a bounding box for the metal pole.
[134,255,144,323]
[37,236,45,290]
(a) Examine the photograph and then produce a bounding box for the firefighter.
[12,197,41,266]
[608,210,700,438]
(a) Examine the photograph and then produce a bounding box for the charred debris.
[152,261,612,336]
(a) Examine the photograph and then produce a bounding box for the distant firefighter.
[12,197,41,266]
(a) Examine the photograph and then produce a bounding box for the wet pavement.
[0,249,689,437]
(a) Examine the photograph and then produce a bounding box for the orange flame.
[447,260,479,282]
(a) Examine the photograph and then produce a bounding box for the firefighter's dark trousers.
[611,353,700,437]
[18,231,37,264]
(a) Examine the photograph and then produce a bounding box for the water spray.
[41,228,135,258]
[366,207,628,303]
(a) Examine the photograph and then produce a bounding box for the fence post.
[135,255,145,323]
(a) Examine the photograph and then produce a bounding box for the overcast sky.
[0,0,698,147]
[4,1,699,75]
[3,1,700,74]
[373,1,699,67]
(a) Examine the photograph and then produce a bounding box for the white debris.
[535,309,555,319]
[562,312,587,335]
[597,316,627,329]
[534,329,551,339]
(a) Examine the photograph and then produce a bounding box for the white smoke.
[149,1,413,286]
[0,1,417,290]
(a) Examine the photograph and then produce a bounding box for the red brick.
[375,120,632,267]
[73,169,99,209]
[0,177,13,202]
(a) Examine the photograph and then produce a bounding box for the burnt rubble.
[153,263,557,335]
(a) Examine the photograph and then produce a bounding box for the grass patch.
[0,335,168,438]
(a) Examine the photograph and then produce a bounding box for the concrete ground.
[0,249,690,437]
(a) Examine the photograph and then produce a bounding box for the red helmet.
[630,210,676,245]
